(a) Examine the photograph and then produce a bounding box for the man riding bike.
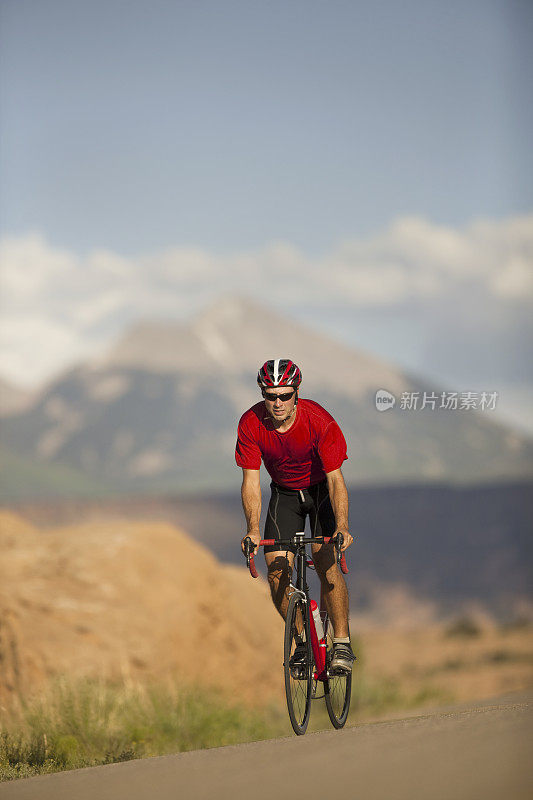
[236,358,355,674]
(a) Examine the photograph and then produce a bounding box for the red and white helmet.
[257,359,302,389]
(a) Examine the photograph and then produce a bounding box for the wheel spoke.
[324,619,352,728]
[284,595,312,734]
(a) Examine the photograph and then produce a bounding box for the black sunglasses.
[263,389,295,401]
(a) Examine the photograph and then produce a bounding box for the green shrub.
[500,617,532,633]
[444,616,482,638]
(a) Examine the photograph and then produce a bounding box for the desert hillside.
[0,511,283,707]
[2,509,532,724]
[15,481,532,621]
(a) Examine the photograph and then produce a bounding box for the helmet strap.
[280,388,298,422]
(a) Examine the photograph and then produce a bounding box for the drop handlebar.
[242,534,349,579]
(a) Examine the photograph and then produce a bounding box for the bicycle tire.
[284,592,313,735]
[324,618,352,728]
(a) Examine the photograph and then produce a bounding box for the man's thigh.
[264,486,305,555]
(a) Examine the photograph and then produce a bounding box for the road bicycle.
[243,533,351,735]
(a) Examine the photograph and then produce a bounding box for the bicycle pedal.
[328,666,351,677]
[290,667,307,680]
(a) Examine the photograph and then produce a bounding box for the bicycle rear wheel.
[324,619,352,728]
[284,592,313,735]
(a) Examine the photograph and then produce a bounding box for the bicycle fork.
[309,600,327,679]
[289,586,327,680]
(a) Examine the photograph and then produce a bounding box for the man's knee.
[313,545,336,577]
[267,557,292,594]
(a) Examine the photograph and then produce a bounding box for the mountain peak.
[195,294,252,324]
[3,294,532,497]
[98,294,408,395]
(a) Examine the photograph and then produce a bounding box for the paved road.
[1,695,531,800]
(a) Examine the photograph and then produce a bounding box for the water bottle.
[310,600,324,640]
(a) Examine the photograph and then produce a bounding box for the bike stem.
[293,534,309,596]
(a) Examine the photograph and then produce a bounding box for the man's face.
[262,386,297,420]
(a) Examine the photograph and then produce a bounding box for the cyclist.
[236,358,355,674]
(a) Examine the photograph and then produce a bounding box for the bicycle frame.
[244,533,348,683]
[290,534,328,680]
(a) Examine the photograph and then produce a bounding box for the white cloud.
[0,315,91,386]
[0,214,532,387]
[0,233,76,300]
[329,262,410,305]
[332,213,533,302]
[74,289,131,328]
[489,256,533,300]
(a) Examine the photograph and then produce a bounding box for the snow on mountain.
[1,296,532,500]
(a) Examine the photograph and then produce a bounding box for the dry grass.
[2,510,532,781]
[0,678,289,781]
[2,623,531,781]
[355,619,533,714]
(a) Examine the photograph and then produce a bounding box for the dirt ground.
[1,509,532,714]
[357,624,533,711]
[0,510,284,708]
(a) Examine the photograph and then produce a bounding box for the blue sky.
[1,0,532,432]
[1,0,532,255]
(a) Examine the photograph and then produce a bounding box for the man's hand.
[241,529,261,555]
[334,527,353,552]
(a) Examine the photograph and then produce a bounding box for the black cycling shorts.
[263,479,336,554]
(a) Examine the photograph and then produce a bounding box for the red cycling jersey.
[235,398,348,489]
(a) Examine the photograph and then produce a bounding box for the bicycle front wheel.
[324,619,352,728]
[284,592,313,735]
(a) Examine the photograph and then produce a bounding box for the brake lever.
[335,532,344,564]
[334,532,349,574]
[243,536,252,566]
[243,536,259,578]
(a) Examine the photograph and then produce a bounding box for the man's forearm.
[241,481,262,533]
[328,477,349,530]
